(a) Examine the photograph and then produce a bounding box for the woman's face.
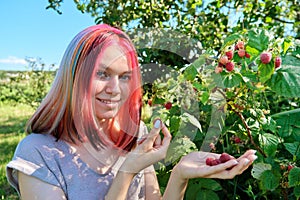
[92,45,132,120]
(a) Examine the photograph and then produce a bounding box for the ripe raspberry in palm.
[225,61,234,72]
[260,51,272,64]
[225,50,234,60]
[219,56,229,65]
[219,153,232,163]
[164,102,172,110]
[275,56,281,68]
[238,49,246,57]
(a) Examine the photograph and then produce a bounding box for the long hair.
[26,24,142,151]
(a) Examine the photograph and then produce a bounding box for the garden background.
[1,0,300,199]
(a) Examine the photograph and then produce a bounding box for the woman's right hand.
[119,119,172,174]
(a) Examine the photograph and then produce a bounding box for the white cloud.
[0,56,27,65]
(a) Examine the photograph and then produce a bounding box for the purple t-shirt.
[6,133,146,199]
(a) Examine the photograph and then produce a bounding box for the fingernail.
[154,120,161,129]
[244,159,250,166]
[252,155,258,160]
[232,160,238,165]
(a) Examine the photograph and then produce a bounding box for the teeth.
[98,99,117,104]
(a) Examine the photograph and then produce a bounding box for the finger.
[161,124,172,145]
[138,119,162,150]
[237,149,257,161]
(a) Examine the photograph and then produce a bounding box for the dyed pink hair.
[26,24,142,151]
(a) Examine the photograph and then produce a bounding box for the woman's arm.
[18,171,66,200]
[144,170,161,200]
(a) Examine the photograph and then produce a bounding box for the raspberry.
[225,61,234,72]
[219,56,229,65]
[234,137,241,143]
[225,51,234,60]
[215,66,223,74]
[148,99,152,106]
[245,52,251,58]
[236,41,245,49]
[219,153,232,163]
[206,157,214,166]
[275,56,281,68]
[260,52,272,64]
[211,159,221,166]
[238,49,246,57]
[288,165,294,171]
[164,102,172,110]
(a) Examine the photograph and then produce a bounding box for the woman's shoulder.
[15,133,66,156]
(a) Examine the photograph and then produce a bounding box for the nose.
[105,76,121,95]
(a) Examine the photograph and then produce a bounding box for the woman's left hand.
[172,149,257,180]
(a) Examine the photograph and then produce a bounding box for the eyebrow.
[97,63,132,74]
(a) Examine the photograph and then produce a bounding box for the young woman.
[6,24,257,200]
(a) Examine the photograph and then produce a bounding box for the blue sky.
[0,1,95,71]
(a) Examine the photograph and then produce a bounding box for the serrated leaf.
[184,64,198,81]
[284,142,300,158]
[288,167,300,187]
[267,64,300,97]
[214,72,243,88]
[251,163,272,179]
[294,186,300,198]
[260,170,280,191]
[259,133,280,157]
[198,179,222,191]
[258,62,274,83]
[182,112,202,132]
[196,189,220,200]
[247,29,270,51]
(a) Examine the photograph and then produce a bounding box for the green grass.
[0,103,34,200]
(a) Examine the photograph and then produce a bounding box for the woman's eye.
[96,71,110,80]
[120,74,131,81]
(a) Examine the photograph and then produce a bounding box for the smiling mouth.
[96,98,120,105]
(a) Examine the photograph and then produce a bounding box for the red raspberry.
[206,157,214,166]
[245,52,251,58]
[288,165,294,171]
[211,159,221,166]
[215,66,223,74]
[275,56,281,68]
[238,49,246,57]
[225,51,234,60]
[219,153,232,163]
[236,41,245,49]
[234,137,241,143]
[164,102,172,110]
[148,99,152,106]
[260,52,272,64]
[219,56,229,65]
[225,61,234,72]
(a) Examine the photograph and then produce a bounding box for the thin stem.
[234,111,267,158]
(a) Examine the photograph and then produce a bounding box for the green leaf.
[294,186,300,198]
[267,64,300,97]
[251,162,272,179]
[213,72,243,88]
[184,64,198,81]
[260,170,280,191]
[288,167,300,187]
[247,29,270,52]
[197,179,222,191]
[196,189,220,200]
[258,62,274,83]
[259,133,280,157]
[284,142,300,158]
[182,112,202,132]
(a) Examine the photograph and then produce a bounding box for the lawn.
[0,103,34,200]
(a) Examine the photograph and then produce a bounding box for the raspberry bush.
[142,29,300,199]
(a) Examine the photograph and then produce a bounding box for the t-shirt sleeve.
[6,134,65,195]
